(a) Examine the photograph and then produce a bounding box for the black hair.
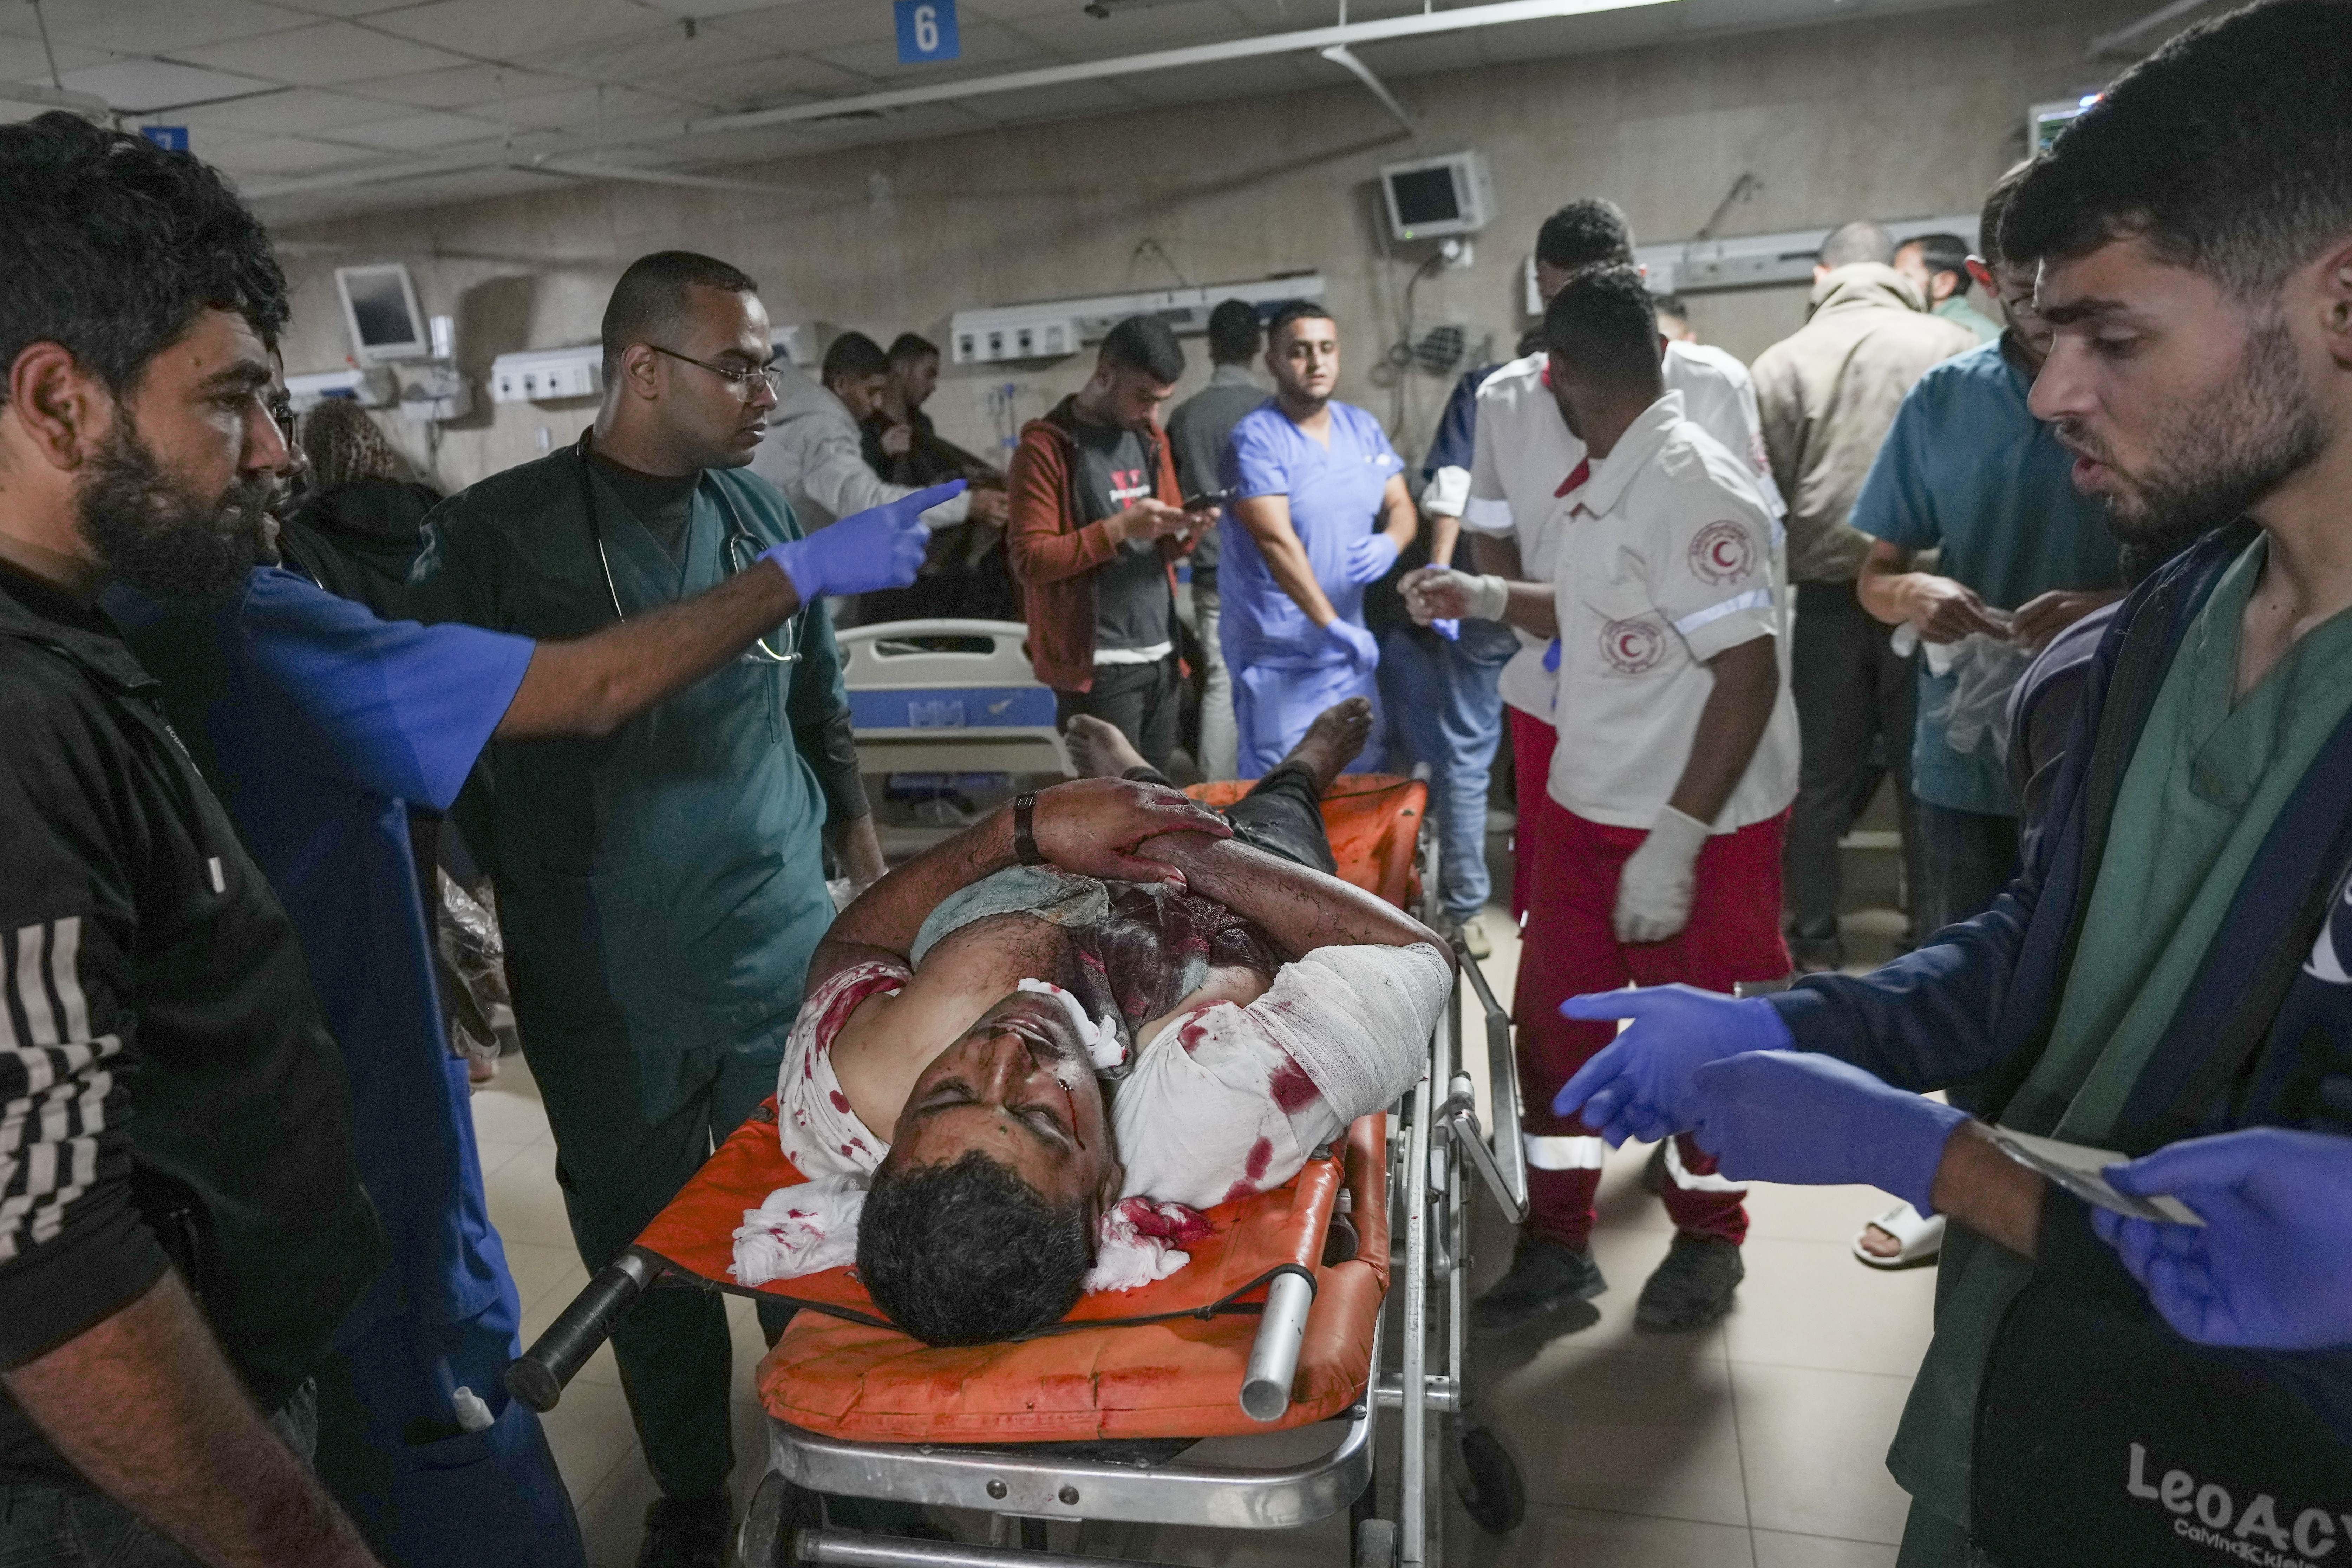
[1542,264,1665,386]
[600,250,758,378]
[1977,158,2036,269]
[887,331,940,365]
[857,1151,1093,1346]
[0,111,287,405]
[2001,0,2352,299]
[1265,300,1335,347]
[1817,220,1894,270]
[1535,198,1634,272]
[1651,291,1691,322]
[1899,233,1971,291]
[1206,299,1263,364]
[821,330,890,386]
[1099,314,1186,384]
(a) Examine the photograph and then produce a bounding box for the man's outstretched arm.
[5,1273,381,1568]
[805,780,1233,988]
[1141,829,1444,958]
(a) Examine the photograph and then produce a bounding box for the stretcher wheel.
[1454,1425,1525,1535]
[1353,1517,1397,1568]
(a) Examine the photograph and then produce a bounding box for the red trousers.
[1510,717,1791,1250]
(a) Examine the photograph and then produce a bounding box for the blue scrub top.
[1216,399,1404,667]
[1850,340,2122,817]
[107,568,535,1341]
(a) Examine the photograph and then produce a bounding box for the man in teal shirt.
[1855,162,2123,940]
[408,252,909,1567]
[1557,7,2352,1562]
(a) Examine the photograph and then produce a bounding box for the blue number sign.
[893,0,959,63]
[140,126,189,151]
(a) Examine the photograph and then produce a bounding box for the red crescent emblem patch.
[1598,615,1667,675]
[1689,521,1756,586]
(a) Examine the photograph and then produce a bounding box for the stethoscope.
[573,430,799,664]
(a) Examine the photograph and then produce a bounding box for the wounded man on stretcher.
[733,699,1450,1347]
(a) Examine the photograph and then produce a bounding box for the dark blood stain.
[1245,1137,1272,1181]
[1268,1054,1320,1113]
[829,1089,852,1113]
[1221,1177,1257,1206]
[1176,1010,1216,1055]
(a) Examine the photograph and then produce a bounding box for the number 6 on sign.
[894,0,959,62]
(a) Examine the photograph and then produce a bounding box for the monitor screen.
[338,265,425,358]
[1390,165,1463,229]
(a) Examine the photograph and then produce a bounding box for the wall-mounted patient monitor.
[334,262,430,365]
[1380,150,1494,243]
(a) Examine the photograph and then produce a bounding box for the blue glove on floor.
[759,480,963,600]
[1554,985,1792,1144]
[1325,619,1379,672]
[1687,1050,1968,1212]
[2094,1127,2352,1351]
[1345,533,1400,585]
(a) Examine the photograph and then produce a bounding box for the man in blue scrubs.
[1220,302,1418,775]
[105,347,937,1564]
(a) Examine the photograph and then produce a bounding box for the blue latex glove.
[1432,618,1461,641]
[1554,985,1792,1144]
[1325,619,1379,672]
[2092,1127,2352,1351]
[1345,533,1400,585]
[1687,1050,1969,1211]
[759,480,963,600]
[1543,638,1562,672]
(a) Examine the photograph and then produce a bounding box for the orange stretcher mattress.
[623,775,1424,1442]
[759,1114,1390,1443]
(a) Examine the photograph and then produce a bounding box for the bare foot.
[1282,697,1375,792]
[1064,714,1148,779]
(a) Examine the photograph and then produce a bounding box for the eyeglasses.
[649,344,782,399]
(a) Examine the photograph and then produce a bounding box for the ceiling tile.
[1037,2,1265,54]
[267,0,451,13]
[31,0,315,55]
[949,77,1139,120]
[367,0,670,58]
[328,107,507,147]
[964,0,1089,22]
[338,62,573,109]
[495,83,697,129]
[179,85,407,132]
[176,19,473,85]
[517,21,787,83]
[0,34,111,85]
[709,1,912,55]
[59,59,281,112]
[205,133,382,176]
[638,53,870,112]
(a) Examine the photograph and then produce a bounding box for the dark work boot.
[1469,1236,1607,1338]
[1634,1233,1744,1331]
[638,1490,731,1568]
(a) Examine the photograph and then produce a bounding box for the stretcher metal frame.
[510,806,1528,1568]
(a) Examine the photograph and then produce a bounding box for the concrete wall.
[271,0,2130,494]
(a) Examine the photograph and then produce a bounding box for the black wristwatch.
[1012,792,1045,866]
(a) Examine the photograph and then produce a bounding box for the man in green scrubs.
[408,252,897,1566]
[1554,6,2352,1562]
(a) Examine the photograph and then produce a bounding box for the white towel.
[730,1176,865,1286]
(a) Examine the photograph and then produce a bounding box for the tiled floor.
[474,845,1932,1567]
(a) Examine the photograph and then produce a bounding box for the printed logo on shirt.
[2303,862,2352,984]
[2120,1439,2347,1567]
[1107,467,1152,508]
[1598,614,1668,676]
[1688,520,1756,586]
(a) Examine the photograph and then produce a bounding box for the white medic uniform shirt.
[1546,391,1799,832]
[1463,343,1781,723]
